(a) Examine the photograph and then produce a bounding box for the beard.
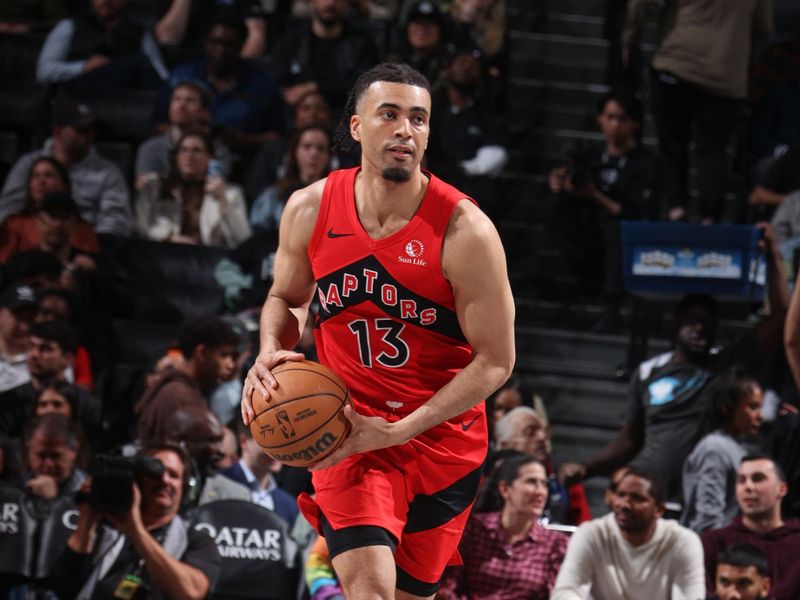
[382,167,411,182]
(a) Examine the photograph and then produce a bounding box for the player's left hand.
[309,405,402,472]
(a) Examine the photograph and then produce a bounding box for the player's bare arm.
[310,200,515,471]
[241,179,325,425]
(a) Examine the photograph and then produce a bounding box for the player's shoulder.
[283,177,327,223]
[445,199,500,247]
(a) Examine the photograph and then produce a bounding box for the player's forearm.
[395,350,513,443]
[259,292,307,353]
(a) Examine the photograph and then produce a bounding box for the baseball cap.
[0,283,38,310]
[39,192,78,218]
[52,98,97,129]
[407,0,443,26]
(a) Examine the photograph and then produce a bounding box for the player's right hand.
[241,349,305,425]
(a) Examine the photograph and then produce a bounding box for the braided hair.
[332,62,431,154]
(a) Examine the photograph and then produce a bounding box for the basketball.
[249,360,351,467]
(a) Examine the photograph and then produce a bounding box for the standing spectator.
[0,157,98,262]
[494,406,591,526]
[156,13,286,153]
[250,125,332,232]
[702,454,800,600]
[0,99,132,236]
[682,367,764,533]
[388,0,453,96]
[21,413,85,501]
[551,468,705,599]
[49,443,221,600]
[560,232,788,502]
[135,315,239,442]
[220,419,299,525]
[0,284,36,395]
[269,0,379,113]
[750,146,800,221]
[427,49,507,207]
[135,130,251,247]
[439,455,568,599]
[715,543,772,600]
[36,0,167,89]
[135,80,231,190]
[156,0,267,59]
[545,91,668,326]
[622,0,772,222]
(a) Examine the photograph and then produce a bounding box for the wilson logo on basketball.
[399,240,427,266]
[272,432,338,464]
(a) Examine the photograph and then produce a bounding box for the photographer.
[545,91,668,328]
[50,443,221,600]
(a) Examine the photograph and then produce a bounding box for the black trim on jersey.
[396,567,442,596]
[315,255,466,343]
[320,513,398,559]
[404,463,483,534]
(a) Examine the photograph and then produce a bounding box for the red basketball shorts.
[298,425,486,593]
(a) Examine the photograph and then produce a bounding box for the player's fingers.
[254,362,278,390]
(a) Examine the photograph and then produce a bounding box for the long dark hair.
[333,62,431,153]
[34,380,81,420]
[700,366,760,436]
[163,130,215,194]
[475,453,545,513]
[25,157,70,213]
[277,125,332,201]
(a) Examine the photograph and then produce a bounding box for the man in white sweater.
[552,468,705,600]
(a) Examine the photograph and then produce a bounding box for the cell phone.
[207,159,223,178]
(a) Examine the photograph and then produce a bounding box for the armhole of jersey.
[307,173,336,261]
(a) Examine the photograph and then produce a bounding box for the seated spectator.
[50,442,221,599]
[244,89,335,201]
[0,0,65,34]
[143,348,186,390]
[0,319,101,443]
[208,315,251,425]
[270,0,379,113]
[156,0,267,59]
[135,130,251,247]
[305,536,344,600]
[427,50,507,207]
[561,259,788,502]
[749,146,800,221]
[8,193,99,291]
[0,99,132,236]
[551,468,705,599]
[682,367,764,533]
[21,413,85,501]
[702,453,800,600]
[439,454,567,599]
[2,250,64,293]
[135,80,231,190]
[36,0,167,88]
[494,406,591,525]
[388,1,453,96]
[0,157,98,262]
[160,405,251,505]
[546,91,668,325]
[135,315,239,442]
[218,425,238,469]
[251,125,332,232]
[155,13,286,153]
[0,284,36,395]
[34,380,80,418]
[220,419,299,525]
[715,543,772,600]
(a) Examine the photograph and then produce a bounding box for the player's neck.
[355,167,428,231]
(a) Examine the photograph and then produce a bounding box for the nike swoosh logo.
[461,415,480,431]
[327,228,354,239]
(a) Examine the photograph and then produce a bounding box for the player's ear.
[350,114,361,143]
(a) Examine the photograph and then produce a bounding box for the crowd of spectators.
[1,0,800,599]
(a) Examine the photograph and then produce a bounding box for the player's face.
[499,462,548,518]
[674,306,715,359]
[351,81,430,183]
[613,474,663,533]
[736,459,786,519]
[732,384,763,437]
[28,161,67,206]
[716,564,770,600]
[296,92,331,128]
[169,85,204,128]
[176,135,211,182]
[27,335,70,379]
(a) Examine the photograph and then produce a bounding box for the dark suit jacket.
[219,461,299,526]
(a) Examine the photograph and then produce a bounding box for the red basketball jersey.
[308,167,485,445]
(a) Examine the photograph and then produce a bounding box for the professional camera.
[565,148,594,190]
[88,455,165,515]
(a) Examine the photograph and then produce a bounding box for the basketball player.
[241,63,515,599]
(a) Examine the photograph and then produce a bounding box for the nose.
[394,118,412,139]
